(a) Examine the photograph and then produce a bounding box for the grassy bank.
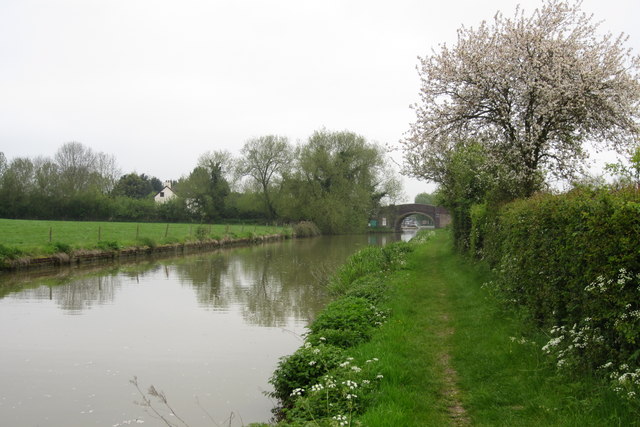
[0,218,290,261]
[362,230,636,425]
[268,230,638,426]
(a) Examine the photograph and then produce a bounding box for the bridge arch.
[395,210,436,230]
[370,203,451,232]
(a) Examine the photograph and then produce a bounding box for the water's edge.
[1,233,290,272]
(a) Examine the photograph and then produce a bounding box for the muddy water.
[0,234,403,426]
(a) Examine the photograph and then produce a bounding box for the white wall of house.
[154,186,177,204]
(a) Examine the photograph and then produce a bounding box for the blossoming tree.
[403,0,640,198]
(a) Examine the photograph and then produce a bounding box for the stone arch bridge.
[370,204,451,232]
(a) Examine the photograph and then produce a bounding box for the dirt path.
[436,314,471,426]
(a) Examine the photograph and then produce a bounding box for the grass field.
[0,218,290,258]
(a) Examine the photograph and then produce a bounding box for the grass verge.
[268,229,638,426]
[356,230,638,426]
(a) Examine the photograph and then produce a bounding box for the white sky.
[1,0,638,202]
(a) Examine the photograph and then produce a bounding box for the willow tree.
[238,135,292,219]
[281,129,400,234]
[403,0,640,198]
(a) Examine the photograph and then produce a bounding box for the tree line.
[0,129,403,234]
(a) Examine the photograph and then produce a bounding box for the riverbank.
[266,230,638,425]
[0,218,292,271]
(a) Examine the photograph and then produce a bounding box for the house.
[154,181,177,204]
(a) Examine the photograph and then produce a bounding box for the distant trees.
[55,142,119,195]
[177,164,230,221]
[403,0,640,200]
[0,131,404,230]
[414,192,437,205]
[238,136,292,219]
[279,130,401,234]
[112,173,158,199]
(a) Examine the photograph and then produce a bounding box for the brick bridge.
[370,204,451,232]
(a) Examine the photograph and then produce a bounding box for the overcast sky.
[1,0,638,201]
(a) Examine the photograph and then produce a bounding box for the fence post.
[49,227,52,243]
[136,224,140,239]
[165,223,169,238]
[98,226,101,241]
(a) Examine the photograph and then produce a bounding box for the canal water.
[0,233,406,427]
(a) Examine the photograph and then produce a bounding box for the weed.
[136,236,157,249]
[194,225,209,241]
[0,243,23,260]
[96,240,121,251]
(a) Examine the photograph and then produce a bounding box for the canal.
[0,233,408,426]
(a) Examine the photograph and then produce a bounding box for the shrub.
[0,243,22,260]
[136,236,157,249]
[306,297,387,348]
[96,240,121,251]
[343,275,390,305]
[48,241,72,254]
[381,241,413,270]
[329,246,388,294]
[269,343,346,407]
[293,221,321,238]
[284,356,385,425]
[195,225,209,241]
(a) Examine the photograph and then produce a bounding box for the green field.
[0,218,289,258]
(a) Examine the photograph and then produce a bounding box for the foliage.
[48,241,72,254]
[96,240,121,251]
[136,236,157,249]
[329,243,414,295]
[291,221,321,238]
[280,129,399,234]
[0,243,23,261]
[283,357,384,425]
[238,135,292,219]
[269,241,416,424]
[403,0,640,198]
[474,187,640,398]
[194,225,209,241]
[55,141,120,195]
[269,343,346,407]
[111,173,159,199]
[414,192,437,205]
[606,145,640,188]
[342,275,389,305]
[329,247,388,294]
[430,142,498,250]
[306,297,387,348]
[176,161,230,222]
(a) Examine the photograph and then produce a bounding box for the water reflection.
[0,234,401,426]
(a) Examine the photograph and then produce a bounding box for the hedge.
[474,186,640,399]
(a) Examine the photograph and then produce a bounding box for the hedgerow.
[473,186,640,404]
